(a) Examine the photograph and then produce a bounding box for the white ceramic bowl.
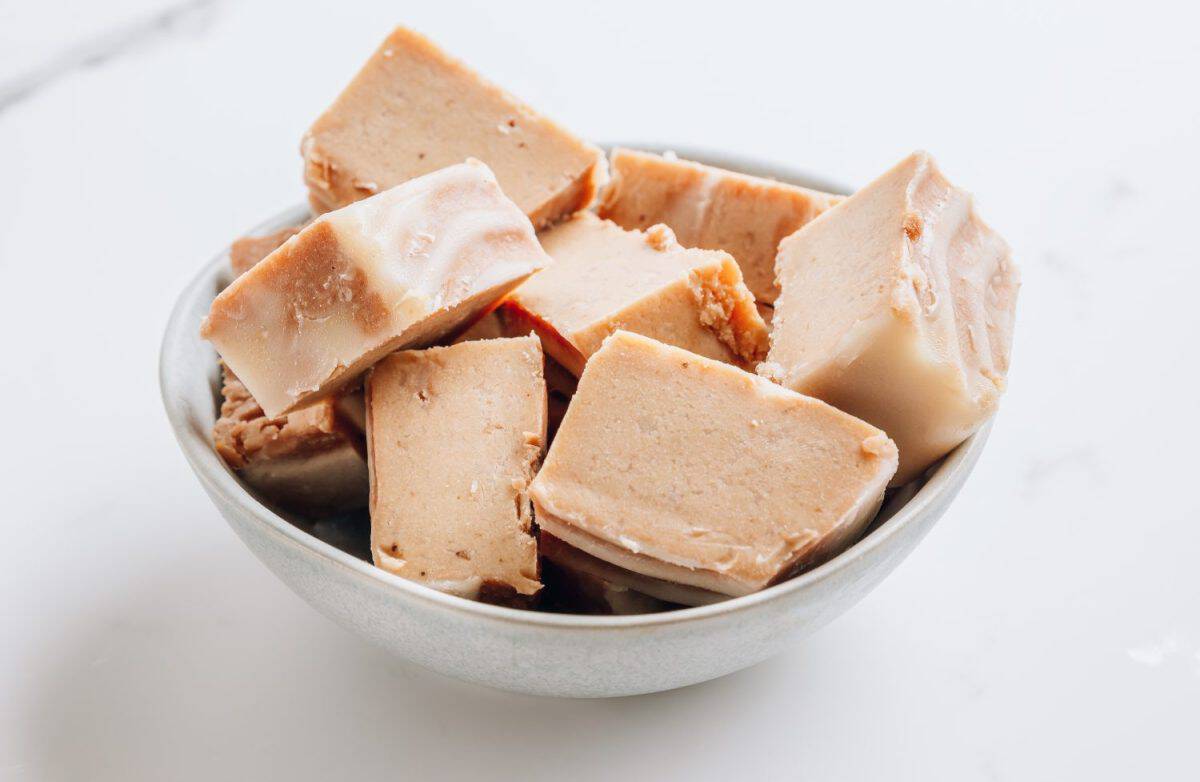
[160,145,990,698]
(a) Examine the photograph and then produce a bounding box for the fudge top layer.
[303,26,605,227]
[598,148,842,303]
[507,212,767,372]
[367,336,546,599]
[768,150,1018,397]
[202,160,550,418]
[529,331,898,595]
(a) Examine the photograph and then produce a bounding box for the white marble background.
[2,0,1197,779]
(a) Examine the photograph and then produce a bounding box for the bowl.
[159,145,990,698]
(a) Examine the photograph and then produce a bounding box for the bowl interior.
[160,144,990,628]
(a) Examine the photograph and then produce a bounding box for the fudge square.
[302,26,605,228]
[598,148,843,304]
[762,151,1020,484]
[213,369,367,514]
[529,331,898,597]
[366,336,546,603]
[501,212,768,377]
[201,160,551,418]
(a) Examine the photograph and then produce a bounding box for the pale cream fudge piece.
[530,331,898,597]
[762,151,1020,484]
[502,212,768,376]
[303,26,606,228]
[451,309,507,344]
[366,336,546,603]
[539,533,714,610]
[599,148,842,303]
[202,161,551,418]
[213,369,367,514]
[229,226,301,278]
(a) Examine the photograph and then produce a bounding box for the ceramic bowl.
[160,145,990,698]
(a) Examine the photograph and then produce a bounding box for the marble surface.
[2,1,1197,779]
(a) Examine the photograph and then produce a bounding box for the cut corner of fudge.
[301,25,605,229]
[201,160,550,418]
[768,149,1019,484]
[528,330,898,598]
[502,212,768,378]
[598,146,843,303]
[212,366,367,515]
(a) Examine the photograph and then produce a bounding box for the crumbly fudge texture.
[762,151,1019,484]
[598,148,842,303]
[502,212,767,376]
[366,336,546,602]
[530,331,898,597]
[302,26,605,228]
[213,369,367,514]
[202,160,550,418]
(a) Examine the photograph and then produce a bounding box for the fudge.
[529,331,898,597]
[598,148,842,303]
[302,26,605,228]
[502,212,768,376]
[761,151,1019,484]
[213,369,367,514]
[229,226,301,278]
[366,336,546,602]
[539,533,717,609]
[202,160,551,418]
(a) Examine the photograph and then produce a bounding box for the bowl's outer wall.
[161,147,988,698]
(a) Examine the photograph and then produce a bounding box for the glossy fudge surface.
[202,160,550,418]
[366,336,546,602]
[503,212,767,376]
[599,148,842,303]
[303,26,605,228]
[530,331,898,597]
[763,151,1019,483]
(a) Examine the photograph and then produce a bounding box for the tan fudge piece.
[302,26,605,228]
[598,148,842,303]
[229,226,301,278]
[366,336,545,602]
[761,151,1020,484]
[502,212,768,376]
[202,160,550,418]
[530,331,898,597]
[213,369,367,514]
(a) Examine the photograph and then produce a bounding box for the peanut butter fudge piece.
[302,26,605,228]
[202,160,551,418]
[229,226,301,278]
[530,331,898,597]
[366,336,545,602]
[761,151,1019,484]
[502,212,768,377]
[213,369,367,514]
[598,148,842,303]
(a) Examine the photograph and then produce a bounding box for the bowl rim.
[160,143,991,632]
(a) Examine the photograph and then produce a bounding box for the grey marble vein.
[0,0,220,113]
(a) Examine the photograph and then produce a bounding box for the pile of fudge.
[204,27,1020,613]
